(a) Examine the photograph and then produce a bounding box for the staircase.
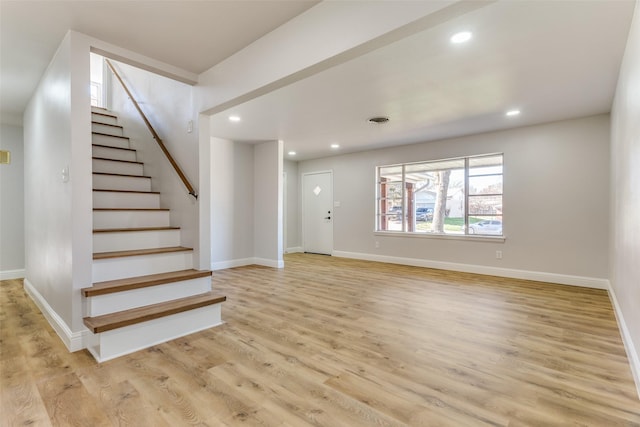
[82,107,225,362]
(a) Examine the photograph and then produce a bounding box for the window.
[376,154,503,236]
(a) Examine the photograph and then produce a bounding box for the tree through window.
[376,154,503,236]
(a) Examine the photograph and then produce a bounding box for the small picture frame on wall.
[0,150,11,165]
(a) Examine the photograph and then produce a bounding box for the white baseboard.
[332,251,609,289]
[212,257,284,270]
[1,269,25,280]
[608,283,640,400]
[211,257,256,270]
[254,257,284,269]
[23,279,87,352]
[285,246,303,254]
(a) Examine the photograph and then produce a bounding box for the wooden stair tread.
[93,157,143,165]
[92,132,129,140]
[93,189,160,194]
[92,110,116,118]
[91,121,122,129]
[93,172,151,179]
[94,246,192,260]
[93,226,180,233]
[83,291,226,333]
[92,143,135,152]
[82,269,212,297]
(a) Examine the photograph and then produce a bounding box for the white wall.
[210,137,255,269]
[284,159,300,251]
[298,115,610,287]
[209,136,283,269]
[253,140,283,267]
[610,0,640,397]
[23,31,93,349]
[0,124,25,279]
[108,61,201,262]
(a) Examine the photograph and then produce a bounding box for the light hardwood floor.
[2,253,639,426]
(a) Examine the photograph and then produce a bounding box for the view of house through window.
[376,154,503,236]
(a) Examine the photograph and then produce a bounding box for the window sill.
[374,231,505,243]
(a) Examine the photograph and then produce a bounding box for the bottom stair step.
[83,292,226,333]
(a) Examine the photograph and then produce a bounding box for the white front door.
[303,171,333,255]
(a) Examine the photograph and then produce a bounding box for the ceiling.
[0,0,318,119]
[208,0,635,160]
[1,1,635,162]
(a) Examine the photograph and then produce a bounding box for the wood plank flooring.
[2,253,639,426]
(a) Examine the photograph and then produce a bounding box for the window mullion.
[401,165,406,232]
[464,157,470,235]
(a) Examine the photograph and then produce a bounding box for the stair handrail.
[105,59,198,199]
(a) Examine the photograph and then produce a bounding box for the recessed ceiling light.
[506,109,521,117]
[288,151,296,156]
[330,144,340,149]
[450,31,472,44]
[228,115,241,122]
[368,116,389,124]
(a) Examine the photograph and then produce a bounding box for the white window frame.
[375,153,504,240]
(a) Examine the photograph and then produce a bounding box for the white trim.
[374,231,505,243]
[608,283,640,399]
[212,258,256,271]
[23,279,87,352]
[332,251,609,289]
[254,257,285,269]
[212,257,284,270]
[285,246,304,254]
[0,269,25,280]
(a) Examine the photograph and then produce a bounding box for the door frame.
[302,170,334,255]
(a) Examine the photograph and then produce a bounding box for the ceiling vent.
[368,116,389,124]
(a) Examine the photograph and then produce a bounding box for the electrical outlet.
[496,250,503,259]
[375,241,380,248]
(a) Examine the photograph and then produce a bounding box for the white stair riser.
[85,303,223,362]
[92,123,124,137]
[93,229,180,252]
[93,159,144,176]
[93,146,136,162]
[93,210,170,229]
[93,174,151,192]
[85,277,211,317]
[92,251,193,282]
[91,112,118,126]
[92,133,130,149]
[93,191,160,209]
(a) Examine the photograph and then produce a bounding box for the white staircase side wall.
[93,191,160,209]
[93,174,151,192]
[92,133,130,149]
[85,276,211,317]
[84,302,223,362]
[93,228,180,252]
[92,251,193,282]
[92,145,137,162]
[91,112,118,126]
[92,158,144,176]
[91,123,123,137]
[93,210,170,229]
